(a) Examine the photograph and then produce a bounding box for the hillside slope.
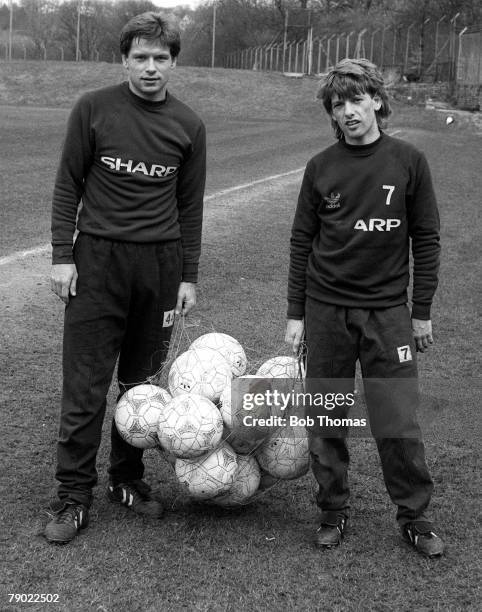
[0,61,322,121]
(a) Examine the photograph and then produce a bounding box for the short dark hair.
[120,12,181,58]
[317,58,391,140]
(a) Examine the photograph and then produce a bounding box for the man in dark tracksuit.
[45,12,206,544]
[285,59,444,557]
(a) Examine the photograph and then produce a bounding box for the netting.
[114,315,309,508]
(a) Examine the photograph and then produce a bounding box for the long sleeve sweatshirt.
[51,82,206,282]
[287,133,440,320]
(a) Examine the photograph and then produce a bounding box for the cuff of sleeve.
[411,303,431,320]
[182,262,198,283]
[52,244,74,264]
[287,302,305,320]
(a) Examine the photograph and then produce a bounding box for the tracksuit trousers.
[304,298,434,527]
[55,233,182,507]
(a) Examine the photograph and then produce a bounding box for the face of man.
[122,38,176,102]
[331,92,382,145]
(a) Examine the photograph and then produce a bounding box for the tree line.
[1,0,480,66]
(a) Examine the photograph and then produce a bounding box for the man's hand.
[175,282,196,316]
[412,318,433,352]
[51,263,78,304]
[285,318,304,354]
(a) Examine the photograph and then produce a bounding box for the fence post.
[326,34,335,70]
[419,17,430,76]
[336,33,344,63]
[404,23,414,74]
[392,25,398,67]
[307,27,314,74]
[449,12,460,82]
[317,37,323,73]
[355,29,366,58]
[457,26,468,83]
[380,25,389,69]
[370,29,379,63]
[346,31,354,58]
[434,15,446,80]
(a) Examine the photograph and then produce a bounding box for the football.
[218,376,271,453]
[211,453,261,507]
[255,355,300,379]
[255,425,310,479]
[168,346,232,402]
[114,384,171,449]
[189,332,248,376]
[175,442,238,499]
[157,393,224,458]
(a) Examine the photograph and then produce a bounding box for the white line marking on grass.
[0,244,51,266]
[204,168,305,201]
[1,168,305,266]
[0,131,402,267]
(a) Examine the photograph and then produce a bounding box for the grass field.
[0,62,481,611]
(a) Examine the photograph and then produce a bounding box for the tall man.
[45,12,206,544]
[285,59,444,557]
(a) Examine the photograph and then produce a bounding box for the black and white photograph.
[1,0,480,610]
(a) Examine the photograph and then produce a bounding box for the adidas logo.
[323,192,341,209]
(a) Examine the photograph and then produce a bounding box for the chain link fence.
[456,27,482,108]
[223,19,481,109]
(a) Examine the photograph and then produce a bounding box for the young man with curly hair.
[285,59,443,557]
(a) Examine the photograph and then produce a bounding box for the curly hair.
[120,12,181,58]
[316,58,391,140]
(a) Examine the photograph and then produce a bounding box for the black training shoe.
[315,514,347,549]
[403,521,445,558]
[107,480,164,518]
[44,501,89,544]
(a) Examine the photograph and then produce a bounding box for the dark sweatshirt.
[51,82,206,282]
[287,133,440,320]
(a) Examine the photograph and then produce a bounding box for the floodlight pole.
[8,0,13,61]
[76,0,81,62]
[211,2,217,68]
[282,9,288,73]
